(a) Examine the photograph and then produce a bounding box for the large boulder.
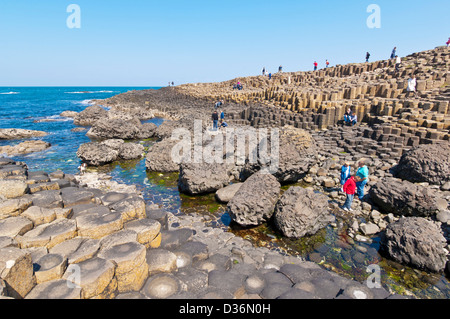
[392,143,450,186]
[178,163,230,195]
[77,140,144,166]
[145,139,180,172]
[226,171,281,226]
[86,117,142,140]
[241,126,317,183]
[381,217,447,273]
[369,177,446,217]
[274,187,333,238]
[73,105,108,126]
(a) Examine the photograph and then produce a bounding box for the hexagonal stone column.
[16,219,77,249]
[34,253,68,284]
[25,279,81,299]
[0,247,36,298]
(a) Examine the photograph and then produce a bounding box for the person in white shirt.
[407,74,418,98]
[395,56,401,73]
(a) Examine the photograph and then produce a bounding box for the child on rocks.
[342,175,357,212]
[340,162,351,192]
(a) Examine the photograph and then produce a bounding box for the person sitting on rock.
[349,113,358,126]
[343,109,353,125]
[219,120,228,129]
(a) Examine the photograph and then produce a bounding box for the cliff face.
[98,46,450,146]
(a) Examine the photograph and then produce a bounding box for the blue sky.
[1,0,449,86]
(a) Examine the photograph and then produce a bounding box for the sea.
[1,87,449,299]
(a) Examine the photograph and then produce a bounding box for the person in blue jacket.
[355,158,369,200]
[340,161,352,192]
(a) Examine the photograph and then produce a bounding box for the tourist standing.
[407,74,417,98]
[366,52,371,63]
[279,65,283,72]
[395,55,401,73]
[390,47,397,60]
[342,176,357,212]
[446,37,450,48]
[269,73,272,80]
[355,159,369,200]
[326,60,330,68]
[314,61,318,71]
[212,110,219,131]
[340,161,352,192]
[262,67,266,76]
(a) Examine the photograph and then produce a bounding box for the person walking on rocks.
[355,158,369,200]
[340,161,352,192]
[314,61,318,71]
[390,47,397,60]
[342,175,357,212]
[407,74,418,98]
[366,52,371,63]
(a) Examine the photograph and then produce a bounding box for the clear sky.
[1,0,449,86]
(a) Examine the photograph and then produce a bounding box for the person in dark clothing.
[212,111,219,131]
[366,52,371,63]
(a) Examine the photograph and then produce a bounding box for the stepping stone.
[160,229,194,250]
[99,229,138,250]
[16,219,77,249]
[22,206,73,226]
[174,241,209,263]
[141,273,181,299]
[0,216,33,238]
[109,197,146,223]
[34,253,68,284]
[61,188,95,208]
[28,182,60,194]
[76,208,123,239]
[101,192,131,206]
[0,198,33,220]
[245,273,266,294]
[193,253,232,273]
[0,247,36,298]
[173,267,208,293]
[146,248,177,275]
[208,269,246,298]
[124,219,161,248]
[70,203,102,219]
[31,190,63,209]
[62,257,116,299]
[145,208,169,229]
[25,279,81,299]
[98,242,148,293]
[50,238,100,264]
[0,180,28,199]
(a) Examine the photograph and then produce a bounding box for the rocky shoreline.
[1,46,449,299]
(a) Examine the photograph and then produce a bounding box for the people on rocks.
[390,47,397,60]
[342,175,357,212]
[215,100,224,109]
[279,65,283,72]
[366,52,371,63]
[355,158,369,200]
[406,74,418,98]
[343,109,353,125]
[212,110,219,131]
[233,82,243,90]
[326,60,330,68]
[395,55,401,73]
[314,61,318,71]
[340,161,352,192]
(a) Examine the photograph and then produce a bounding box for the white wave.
[0,91,19,95]
[80,99,94,105]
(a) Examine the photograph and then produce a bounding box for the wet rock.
[59,111,78,118]
[274,187,333,238]
[178,162,230,195]
[76,142,119,166]
[381,217,448,273]
[227,171,281,227]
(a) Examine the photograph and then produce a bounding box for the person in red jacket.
[342,175,357,212]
